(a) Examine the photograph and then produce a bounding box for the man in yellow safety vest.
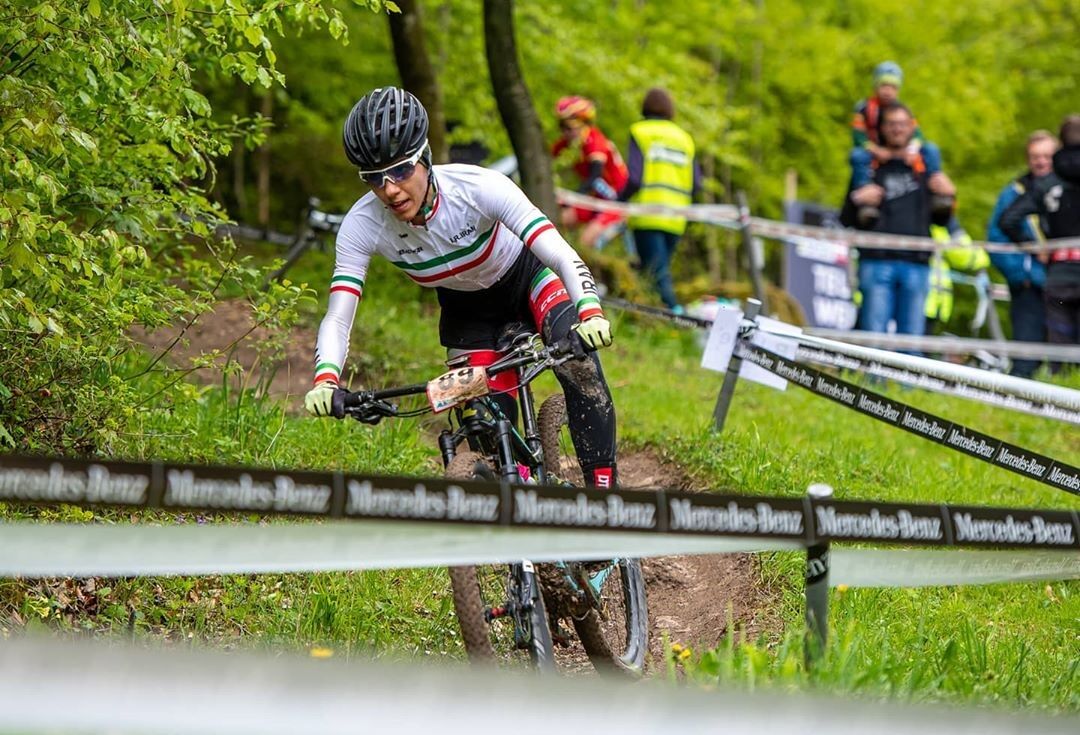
[619,88,700,313]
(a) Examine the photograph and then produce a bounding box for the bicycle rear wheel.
[445,451,555,671]
[537,394,649,675]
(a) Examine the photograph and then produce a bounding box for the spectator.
[840,102,956,338]
[619,87,700,313]
[850,61,945,226]
[551,96,629,249]
[987,130,1058,377]
[1001,115,1080,359]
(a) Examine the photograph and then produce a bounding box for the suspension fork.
[517,378,548,481]
[437,430,457,468]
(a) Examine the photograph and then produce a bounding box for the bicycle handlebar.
[337,334,587,421]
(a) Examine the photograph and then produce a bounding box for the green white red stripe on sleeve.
[576,295,603,321]
[329,275,364,298]
[313,361,342,386]
[520,215,556,248]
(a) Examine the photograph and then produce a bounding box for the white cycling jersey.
[313,164,603,385]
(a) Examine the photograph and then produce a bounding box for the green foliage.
[217,0,1079,240]
[0,0,393,453]
[670,610,1078,711]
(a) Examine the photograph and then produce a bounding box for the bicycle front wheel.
[538,394,649,675]
[571,559,649,675]
[445,451,556,671]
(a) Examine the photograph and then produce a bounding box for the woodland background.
[2,0,1079,450]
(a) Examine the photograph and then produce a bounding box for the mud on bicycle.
[329,328,648,674]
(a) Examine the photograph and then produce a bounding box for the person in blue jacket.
[987,130,1058,378]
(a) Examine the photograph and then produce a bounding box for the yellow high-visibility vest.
[924,225,989,322]
[627,119,695,235]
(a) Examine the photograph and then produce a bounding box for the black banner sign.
[601,296,712,330]
[0,453,1077,550]
[737,342,1080,498]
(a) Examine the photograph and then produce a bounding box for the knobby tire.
[537,394,649,675]
[444,450,555,671]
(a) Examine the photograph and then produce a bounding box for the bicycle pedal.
[550,622,573,647]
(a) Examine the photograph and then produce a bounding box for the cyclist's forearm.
[529,230,603,320]
[313,289,360,385]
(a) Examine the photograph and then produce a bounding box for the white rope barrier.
[556,189,1080,254]
[0,520,800,578]
[556,189,741,226]
[805,328,1080,364]
[1,637,1076,735]
[3,521,1077,589]
[793,344,1080,425]
[830,549,1080,588]
[755,325,1080,412]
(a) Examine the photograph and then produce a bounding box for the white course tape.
[0,520,800,578]
[806,328,1080,363]
[831,549,1080,588]
[2,637,1076,735]
[761,327,1080,412]
[6,522,1079,590]
[748,217,1080,254]
[794,345,1080,425]
[556,188,741,226]
[556,188,1080,254]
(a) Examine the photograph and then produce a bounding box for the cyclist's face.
[1027,138,1056,178]
[373,162,430,221]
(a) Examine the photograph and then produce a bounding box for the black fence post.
[804,482,833,670]
[712,298,761,432]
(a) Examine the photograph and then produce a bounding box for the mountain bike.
[335,330,648,674]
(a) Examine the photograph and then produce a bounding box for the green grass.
[599,310,1079,711]
[3,247,1078,710]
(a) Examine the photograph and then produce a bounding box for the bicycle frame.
[436,388,548,485]
[341,335,643,672]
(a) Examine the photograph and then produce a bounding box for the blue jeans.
[849,141,942,188]
[1008,283,1045,378]
[857,259,930,336]
[632,228,681,310]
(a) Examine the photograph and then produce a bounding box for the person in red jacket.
[551,96,629,248]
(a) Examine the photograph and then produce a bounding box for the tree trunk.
[482,0,557,219]
[700,154,722,283]
[256,90,272,229]
[231,78,248,215]
[388,0,449,163]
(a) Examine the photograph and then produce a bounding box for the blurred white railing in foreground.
[1,636,1076,735]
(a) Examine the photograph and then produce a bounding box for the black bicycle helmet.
[343,87,429,169]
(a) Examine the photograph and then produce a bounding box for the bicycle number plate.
[426,366,490,413]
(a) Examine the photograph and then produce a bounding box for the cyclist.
[305,87,619,489]
[551,95,629,249]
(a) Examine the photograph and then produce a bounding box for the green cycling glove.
[304,381,338,417]
[573,315,613,350]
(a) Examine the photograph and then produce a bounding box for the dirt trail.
[137,298,781,667]
[131,298,316,407]
[616,452,781,667]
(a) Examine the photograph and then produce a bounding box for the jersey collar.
[409,170,441,228]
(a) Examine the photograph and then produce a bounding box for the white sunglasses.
[357,144,427,187]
